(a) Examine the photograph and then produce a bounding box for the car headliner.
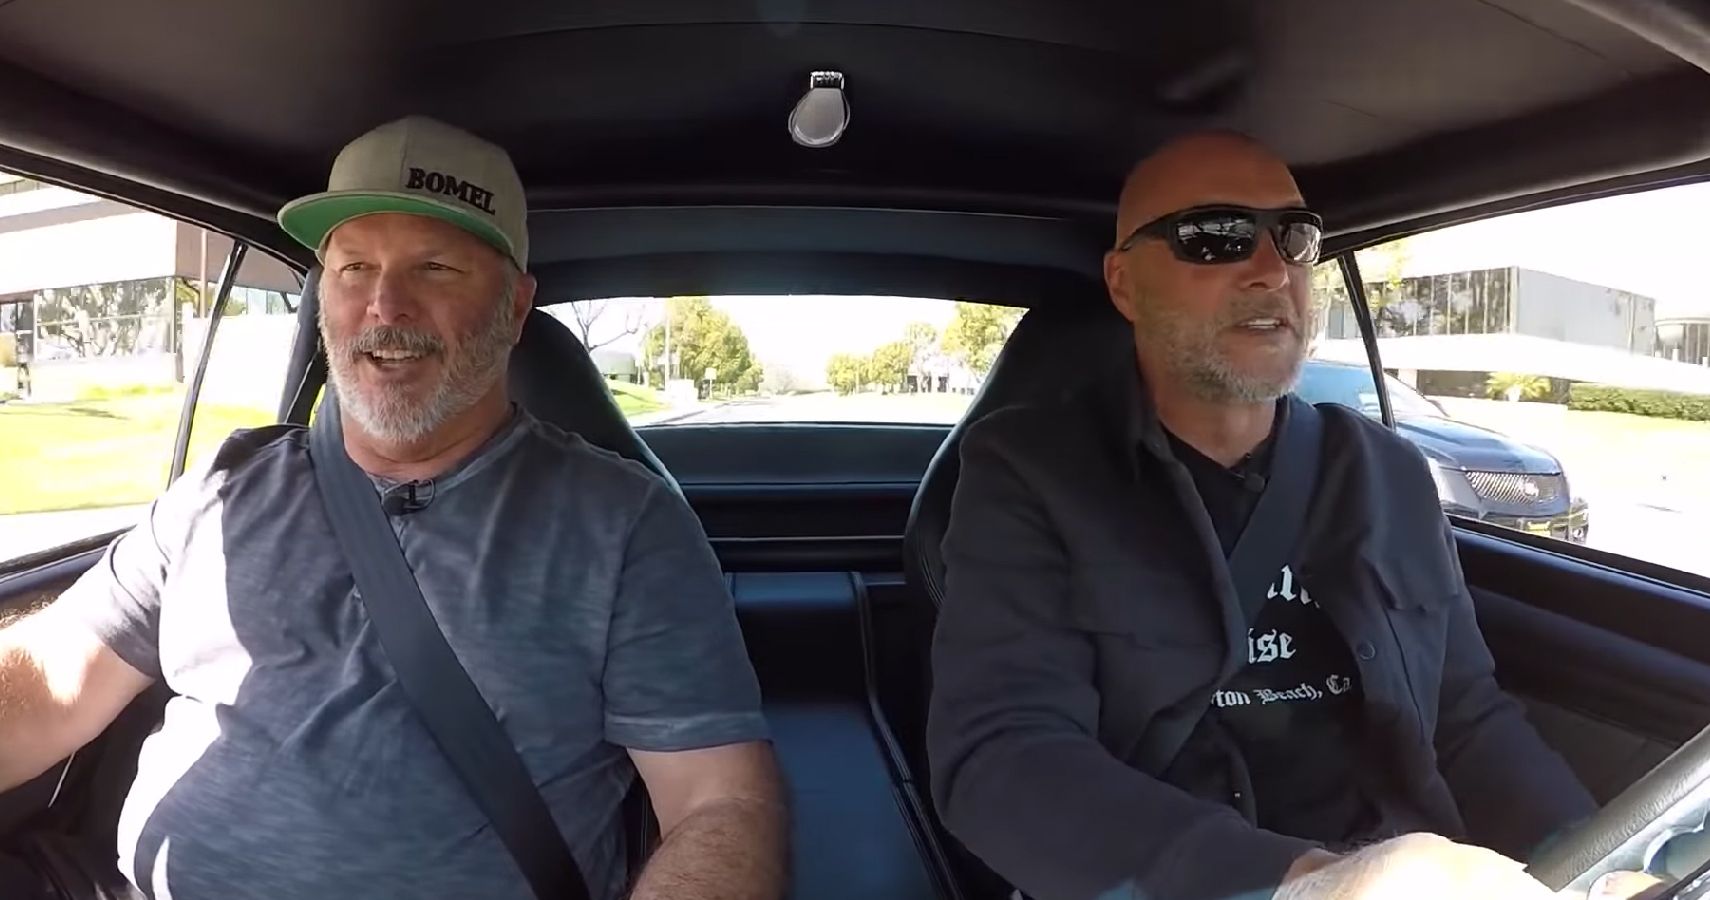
[1,0,1708,305]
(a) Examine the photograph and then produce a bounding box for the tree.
[640,296,763,393]
[761,364,809,396]
[1486,372,1553,402]
[867,340,913,393]
[826,353,865,396]
[566,298,646,351]
[941,302,1022,380]
[901,321,939,388]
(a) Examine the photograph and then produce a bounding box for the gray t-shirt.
[57,408,768,900]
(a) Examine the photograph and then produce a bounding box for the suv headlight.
[1426,457,1480,513]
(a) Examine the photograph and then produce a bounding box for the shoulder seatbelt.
[307,398,591,900]
[1135,396,1326,775]
[1225,396,1325,626]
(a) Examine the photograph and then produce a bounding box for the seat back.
[508,307,681,496]
[904,301,1131,610]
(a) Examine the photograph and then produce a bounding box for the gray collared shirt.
[60,408,767,900]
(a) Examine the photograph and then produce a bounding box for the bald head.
[1114,131,1304,245]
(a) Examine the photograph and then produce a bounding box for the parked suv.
[1295,359,1590,544]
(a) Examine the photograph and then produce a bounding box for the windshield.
[1294,363,1443,419]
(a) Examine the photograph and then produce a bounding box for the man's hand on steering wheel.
[1589,871,1667,900]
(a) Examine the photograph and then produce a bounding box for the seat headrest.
[905,301,1130,609]
[508,308,682,496]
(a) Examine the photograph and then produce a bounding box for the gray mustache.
[349,326,443,359]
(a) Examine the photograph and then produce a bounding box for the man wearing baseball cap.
[0,116,787,900]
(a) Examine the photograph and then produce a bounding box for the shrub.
[1568,384,1710,421]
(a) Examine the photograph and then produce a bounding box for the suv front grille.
[1465,471,1565,508]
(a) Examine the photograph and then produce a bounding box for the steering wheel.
[1528,723,1710,895]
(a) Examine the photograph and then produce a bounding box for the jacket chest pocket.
[1354,554,1456,726]
[1066,563,1224,741]
[1067,563,1225,649]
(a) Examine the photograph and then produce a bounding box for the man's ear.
[1103,250,1139,324]
[511,271,538,339]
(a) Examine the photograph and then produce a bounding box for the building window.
[33,277,176,358]
[1657,322,1710,367]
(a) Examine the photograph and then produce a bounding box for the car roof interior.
[3,0,1710,305]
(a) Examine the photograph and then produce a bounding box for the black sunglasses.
[1116,205,1324,266]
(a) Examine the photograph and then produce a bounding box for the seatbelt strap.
[1225,396,1325,626]
[307,397,591,900]
[1133,397,1326,776]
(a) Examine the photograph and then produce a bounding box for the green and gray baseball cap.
[278,115,528,269]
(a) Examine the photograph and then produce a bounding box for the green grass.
[608,381,666,417]
[75,382,179,402]
[0,391,275,515]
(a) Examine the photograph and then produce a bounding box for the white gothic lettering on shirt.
[1265,564,1316,607]
[1253,682,1325,704]
[1247,628,1296,664]
[1215,690,1252,708]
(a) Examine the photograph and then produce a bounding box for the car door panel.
[1456,526,1710,803]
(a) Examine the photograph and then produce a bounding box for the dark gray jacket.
[926,366,1595,900]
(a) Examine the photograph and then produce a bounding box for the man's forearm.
[0,611,148,792]
[0,637,72,791]
[629,795,788,900]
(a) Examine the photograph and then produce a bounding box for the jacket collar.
[1100,354,1173,472]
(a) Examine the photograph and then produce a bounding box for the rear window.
[544,296,1023,425]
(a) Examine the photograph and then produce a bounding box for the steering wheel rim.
[1528,722,1710,892]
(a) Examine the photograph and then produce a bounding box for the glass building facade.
[1655,319,1710,367]
[1324,267,1516,340]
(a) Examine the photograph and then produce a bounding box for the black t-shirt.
[1164,422,1377,845]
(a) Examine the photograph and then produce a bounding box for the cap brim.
[277,191,516,264]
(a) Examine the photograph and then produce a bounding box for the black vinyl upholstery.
[904,301,1131,611]
[732,573,958,900]
[508,307,681,497]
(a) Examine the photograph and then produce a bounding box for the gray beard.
[321,283,516,445]
[1135,294,1308,404]
[1178,344,1304,404]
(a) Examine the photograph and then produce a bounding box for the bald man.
[925,132,1599,900]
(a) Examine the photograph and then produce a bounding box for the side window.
[1321,186,1710,579]
[0,171,296,562]
[546,295,1024,426]
[178,250,302,475]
